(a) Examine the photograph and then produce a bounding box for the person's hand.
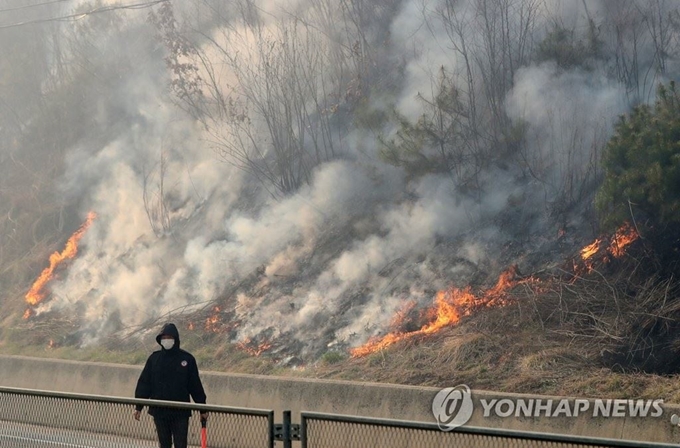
[200,412,209,422]
[133,410,141,421]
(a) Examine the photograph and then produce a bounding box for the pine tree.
[596,82,680,230]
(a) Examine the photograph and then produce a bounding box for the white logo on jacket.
[181,360,188,367]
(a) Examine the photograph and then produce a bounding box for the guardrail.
[1,386,678,448]
[299,411,680,448]
[0,386,274,447]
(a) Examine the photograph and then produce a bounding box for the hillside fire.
[23,212,97,318]
[351,223,639,358]
[236,338,273,357]
[351,266,538,357]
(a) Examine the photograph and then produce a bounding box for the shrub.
[320,351,346,365]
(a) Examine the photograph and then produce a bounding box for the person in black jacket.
[133,322,207,448]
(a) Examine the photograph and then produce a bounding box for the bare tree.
[380,0,541,194]
[143,149,172,237]
[599,0,680,104]
[641,0,680,79]
[436,0,541,146]
[154,0,360,196]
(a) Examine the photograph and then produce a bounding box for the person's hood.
[156,323,181,349]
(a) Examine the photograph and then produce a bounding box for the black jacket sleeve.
[134,356,153,411]
[188,357,207,405]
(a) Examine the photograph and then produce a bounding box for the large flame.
[25,212,97,308]
[350,267,533,357]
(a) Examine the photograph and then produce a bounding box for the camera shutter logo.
[432,385,474,431]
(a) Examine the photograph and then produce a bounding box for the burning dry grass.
[6,265,680,403]
[345,223,641,361]
[4,216,680,402]
[310,244,680,401]
[24,211,96,308]
[350,265,539,358]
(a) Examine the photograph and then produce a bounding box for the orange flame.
[190,306,240,334]
[22,309,33,320]
[205,315,220,331]
[205,307,224,333]
[237,338,272,356]
[577,222,639,274]
[608,222,638,258]
[351,267,533,357]
[25,212,97,307]
[580,238,603,261]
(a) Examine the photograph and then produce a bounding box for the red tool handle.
[200,418,207,448]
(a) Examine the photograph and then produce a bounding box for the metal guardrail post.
[283,410,292,448]
[268,410,276,448]
[274,410,300,447]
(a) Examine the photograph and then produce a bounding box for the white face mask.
[160,339,175,350]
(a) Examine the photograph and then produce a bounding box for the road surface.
[0,420,157,447]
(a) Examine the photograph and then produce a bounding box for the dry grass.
[3,283,680,403]
[2,197,680,403]
[302,262,680,402]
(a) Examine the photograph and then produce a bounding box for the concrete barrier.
[0,355,679,444]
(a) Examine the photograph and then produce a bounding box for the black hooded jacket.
[134,323,207,417]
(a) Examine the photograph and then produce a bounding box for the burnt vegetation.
[1,0,680,399]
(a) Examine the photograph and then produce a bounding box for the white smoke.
[505,62,628,195]
[162,160,387,306]
[27,0,680,356]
